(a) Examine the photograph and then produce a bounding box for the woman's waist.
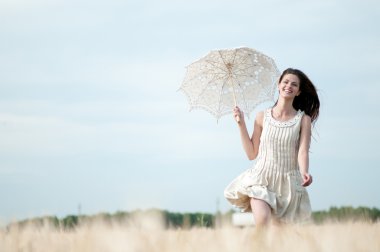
[254,158,299,173]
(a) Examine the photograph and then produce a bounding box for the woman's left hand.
[301,173,313,187]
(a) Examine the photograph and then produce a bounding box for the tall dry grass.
[1,218,379,252]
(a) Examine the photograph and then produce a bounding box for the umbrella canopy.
[179,47,280,121]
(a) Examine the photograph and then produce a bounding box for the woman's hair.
[276,68,320,123]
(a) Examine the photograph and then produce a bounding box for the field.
[1,219,379,252]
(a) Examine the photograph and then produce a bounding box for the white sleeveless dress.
[224,109,312,223]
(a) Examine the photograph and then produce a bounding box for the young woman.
[224,68,320,226]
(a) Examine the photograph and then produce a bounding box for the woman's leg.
[250,198,272,227]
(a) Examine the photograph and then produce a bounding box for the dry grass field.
[1,218,379,252]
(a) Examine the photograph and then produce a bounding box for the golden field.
[1,219,379,252]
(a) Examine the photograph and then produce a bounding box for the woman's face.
[278,74,301,99]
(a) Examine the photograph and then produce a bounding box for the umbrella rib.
[205,59,228,74]
[235,52,251,65]
[233,60,255,76]
[230,51,246,68]
[183,67,223,83]
[185,59,228,86]
[217,50,227,66]
[239,81,250,117]
[192,73,227,104]
[231,48,238,66]
[234,65,255,77]
[216,77,228,116]
[218,50,233,74]
[236,73,253,78]
[232,53,255,74]
[231,51,251,113]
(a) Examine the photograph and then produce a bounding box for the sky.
[0,0,379,224]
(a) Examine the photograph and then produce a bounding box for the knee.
[254,213,271,226]
[250,198,271,226]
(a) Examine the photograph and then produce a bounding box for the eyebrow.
[283,79,299,84]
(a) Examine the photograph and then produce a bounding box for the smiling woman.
[224,68,320,227]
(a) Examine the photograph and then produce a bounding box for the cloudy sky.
[1,0,379,224]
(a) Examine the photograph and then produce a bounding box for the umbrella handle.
[230,79,240,123]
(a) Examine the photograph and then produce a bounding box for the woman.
[224,68,320,226]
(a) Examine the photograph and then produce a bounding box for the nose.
[285,83,292,89]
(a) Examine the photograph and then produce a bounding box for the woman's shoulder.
[254,110,266,127]
[255,110,266,120]
[301,113,311,122]
[301,113,312,128]
[256,110,265,118]
[256,108,273,121]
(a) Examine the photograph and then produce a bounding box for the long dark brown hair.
[276,68,320,123]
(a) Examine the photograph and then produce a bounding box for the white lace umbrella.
[179,47,280,121]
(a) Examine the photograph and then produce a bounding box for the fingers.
[233,106,243,117]
[301,174,313,187]
[233,107,243,123]
[304,175,313,187]
[301,174,309,186]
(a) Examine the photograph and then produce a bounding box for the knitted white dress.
[224,109,312,223]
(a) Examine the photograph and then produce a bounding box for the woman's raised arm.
[234,107,263,160]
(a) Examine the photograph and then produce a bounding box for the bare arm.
[298,114,313,186]
[234,107,263,160]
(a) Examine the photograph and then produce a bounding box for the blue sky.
[1,0,379,224]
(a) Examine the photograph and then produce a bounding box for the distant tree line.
[312,206,380,224]
[9,209,230,230]
[7,206,380,230]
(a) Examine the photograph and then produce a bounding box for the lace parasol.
[179,47,280,121]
